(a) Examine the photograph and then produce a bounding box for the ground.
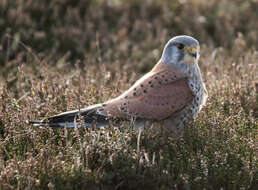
[0,0,257,189]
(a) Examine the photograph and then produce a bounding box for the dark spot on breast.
[140,84,144,87]
[150,85,154,88]
[162,75,165,78]
[165,79,168,82]
[134,88,137,91]
[174,75,177,78]
[123,102,127,105]
[197,97,199,101]
[102,104,107,107]
[143,90,147,93]
[120,107,125,110]
[133,92,137,96]
[148,81,152,84]
[190,84,193,87]
[125,96,128,99]
[154,77,158,80]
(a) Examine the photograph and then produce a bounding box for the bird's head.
[161,35,200,66]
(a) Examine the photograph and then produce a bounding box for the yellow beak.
[187,46,197,58]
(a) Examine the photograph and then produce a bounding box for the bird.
[30,35,208,133]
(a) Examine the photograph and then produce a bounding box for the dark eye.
[176,43,185,50]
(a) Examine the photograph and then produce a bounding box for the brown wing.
[102,63,194,120]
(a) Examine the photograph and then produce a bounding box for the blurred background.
[0,0,257,68]
[0,1,257,189]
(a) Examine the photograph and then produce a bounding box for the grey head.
[161,35,200,66]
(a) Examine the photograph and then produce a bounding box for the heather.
[0,0,257,189]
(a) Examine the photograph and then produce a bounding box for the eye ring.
[176,43,185,50]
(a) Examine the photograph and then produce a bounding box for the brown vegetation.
[0,0,257,189]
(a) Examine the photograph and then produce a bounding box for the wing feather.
[103,63,194,120]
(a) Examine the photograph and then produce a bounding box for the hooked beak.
[192,52,197,59]
[187,46,198,59]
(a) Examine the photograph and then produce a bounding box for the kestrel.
[31,35,208,132]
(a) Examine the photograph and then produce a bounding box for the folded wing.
[103,63,194,120]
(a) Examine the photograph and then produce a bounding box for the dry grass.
[0,0,257,189]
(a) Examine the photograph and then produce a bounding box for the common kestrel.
[31,35,208,132]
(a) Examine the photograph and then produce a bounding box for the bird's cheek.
[183,54,195,64]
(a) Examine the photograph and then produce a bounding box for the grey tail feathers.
[29,105,113,128]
